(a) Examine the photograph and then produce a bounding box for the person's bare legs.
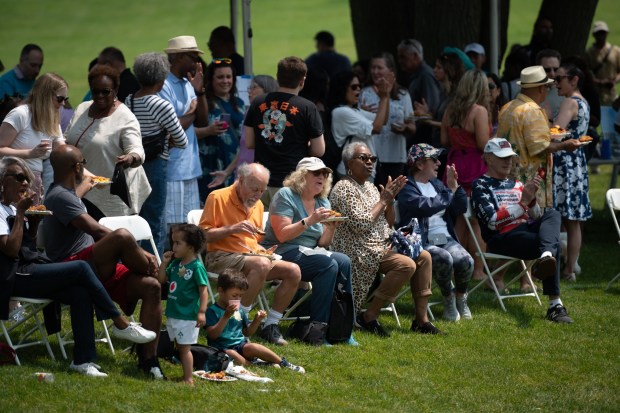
[91,229,153,278]
[241,257,271,308]
[563,219,581,276]
[224,349,247,366]
[237,343,282,365]
[265,261,301,313]
[177,344,194,384]
[125,274,162,360]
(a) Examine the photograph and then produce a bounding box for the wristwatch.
[301,219,308,227]
[195,88,205,96]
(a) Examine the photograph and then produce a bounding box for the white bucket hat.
[517,65,555,88]
[164,36,204,55]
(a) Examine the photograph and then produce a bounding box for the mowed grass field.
[1,1,620,412]
[1,0,619,99]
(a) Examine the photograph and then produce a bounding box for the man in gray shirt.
[43,145,165,379]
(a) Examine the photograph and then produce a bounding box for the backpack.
[155,330,231,372]
[286,319,328,346]
[326,283,354,343]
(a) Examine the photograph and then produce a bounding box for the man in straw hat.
[497,65,580,208]
[585,21,620,105]
[472,138,573,324]
[158,35,209,231]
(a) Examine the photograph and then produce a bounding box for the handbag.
[110,163,132,208]
[327,283,354,343]
[286,318,328,346]
[129,96,166,162]
[389,218,423,260]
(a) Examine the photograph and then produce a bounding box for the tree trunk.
[349,0,510,72]
[533,0,598,60]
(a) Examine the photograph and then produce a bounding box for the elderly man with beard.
[199,163,301,346]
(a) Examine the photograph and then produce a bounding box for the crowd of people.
[1,20,618,383]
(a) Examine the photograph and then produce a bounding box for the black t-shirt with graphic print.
[244,92,323,187]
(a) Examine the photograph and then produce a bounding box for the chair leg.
[101,320,115,354]
[606,272,620,291]
[0,320,21,366]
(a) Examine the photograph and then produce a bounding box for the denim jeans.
[12,261,121,364]
[139,157,168,256]
[280,248,352,323]
[487,209,561,296]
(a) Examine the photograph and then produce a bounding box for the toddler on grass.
[205,269,305,373]
[158,224,209,384]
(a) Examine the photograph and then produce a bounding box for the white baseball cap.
[484,138,517,158]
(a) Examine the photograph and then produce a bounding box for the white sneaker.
[442,294,461,322]
[70,361,108,377]
[112,322,156,343]
[456,294,473,320]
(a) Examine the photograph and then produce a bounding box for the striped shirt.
[125,94,188,160]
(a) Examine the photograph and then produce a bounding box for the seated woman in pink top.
[440,70,491,283]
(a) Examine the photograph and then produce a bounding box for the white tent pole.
[230,0,238,50]
[242,0,253,75]
[490,0,499,75]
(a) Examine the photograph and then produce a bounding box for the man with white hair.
[199,163,301,345]
[471,138,572,323]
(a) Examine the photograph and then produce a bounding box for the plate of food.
[92,176,112,186]
[321,210,348,222]
[549,125,570,140]
[578,135,594,146]
[193,370,237,382]
[408,112,432,122]
[25,205,53,215]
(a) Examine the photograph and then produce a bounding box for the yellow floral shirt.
[497,93,553,207]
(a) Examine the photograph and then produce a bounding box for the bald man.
[42,145,165,379]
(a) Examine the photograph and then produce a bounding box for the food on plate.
[92,176,111,184]
[578,135,593,143]
[413,110,431,117]
[327,210,342,217]
[549,125,567,135]
[27,205,47,211]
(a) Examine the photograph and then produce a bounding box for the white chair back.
[187,209,203,226]
[605,189,620,290]
[99,215,160,264]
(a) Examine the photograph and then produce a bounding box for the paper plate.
[321,216,348,222]
[193,370,237,382]
[25,210,53,215]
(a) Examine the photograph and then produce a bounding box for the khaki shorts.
[206,251,247,274]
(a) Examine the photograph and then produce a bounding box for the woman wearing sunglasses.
[328,70,393,182]
[65,64,150,219]
[330,142,443,335]
[0,73,69,203]
[0,157,156,377]
[262,157,356,345]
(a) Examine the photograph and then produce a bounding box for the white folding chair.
[1,297,56,365]
[606,189,620,290]
[187,209,219,304]
[99,215,161,264]
[465,206,541,311]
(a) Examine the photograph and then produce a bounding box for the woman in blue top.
[262,157,355,344]
[552,63,592,282]
[197,58,246,201]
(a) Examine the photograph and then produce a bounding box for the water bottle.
[34,372,54,382]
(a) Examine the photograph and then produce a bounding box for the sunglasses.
[4,173,30,183]
[56,95,70,104]
[72,159,87,167]
[543,66,559,73]
[350,84,361,91]
[212,58,232,64]
[91,88,113,97]
[310,170,330,177]
[354,154,378,163]
[555,75,570,82]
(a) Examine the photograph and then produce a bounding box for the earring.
[346,169,352,176]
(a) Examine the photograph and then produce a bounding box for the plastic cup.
[229,299,240,310]
[35,372,54,382]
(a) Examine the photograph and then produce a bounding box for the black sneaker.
[258,324,288,346]
[546,304,574,324]
[356,312,389,337]
[411,320,445,335]
[531,256,556,281]
[139,357,167,380]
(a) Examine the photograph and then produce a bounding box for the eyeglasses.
[56,95,70,104]
[543,67,559,73]
[91,88,113,97]
[4,173,30,183]
[212,58,232,64]
[488,83,497,90]
[555,75,570,82]
[350,84,361,91]
[354,154,378,163]
[72,159,87,167]
[310,170,330,177]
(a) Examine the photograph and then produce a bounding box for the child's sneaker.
[279,358,305,374]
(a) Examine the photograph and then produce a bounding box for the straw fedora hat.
[517,65,555,88]
[164,36,204,54]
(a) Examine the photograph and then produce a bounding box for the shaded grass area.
[2,167,619,413]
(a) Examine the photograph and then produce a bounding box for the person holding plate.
[552,63,592,282]
[262,157,356,344]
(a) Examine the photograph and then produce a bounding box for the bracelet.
[195,88,205,96]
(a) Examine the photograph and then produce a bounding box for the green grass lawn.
[1,166,619,412]
[2,2,620,412]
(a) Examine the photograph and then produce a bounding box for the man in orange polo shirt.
[199,163,301,345]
